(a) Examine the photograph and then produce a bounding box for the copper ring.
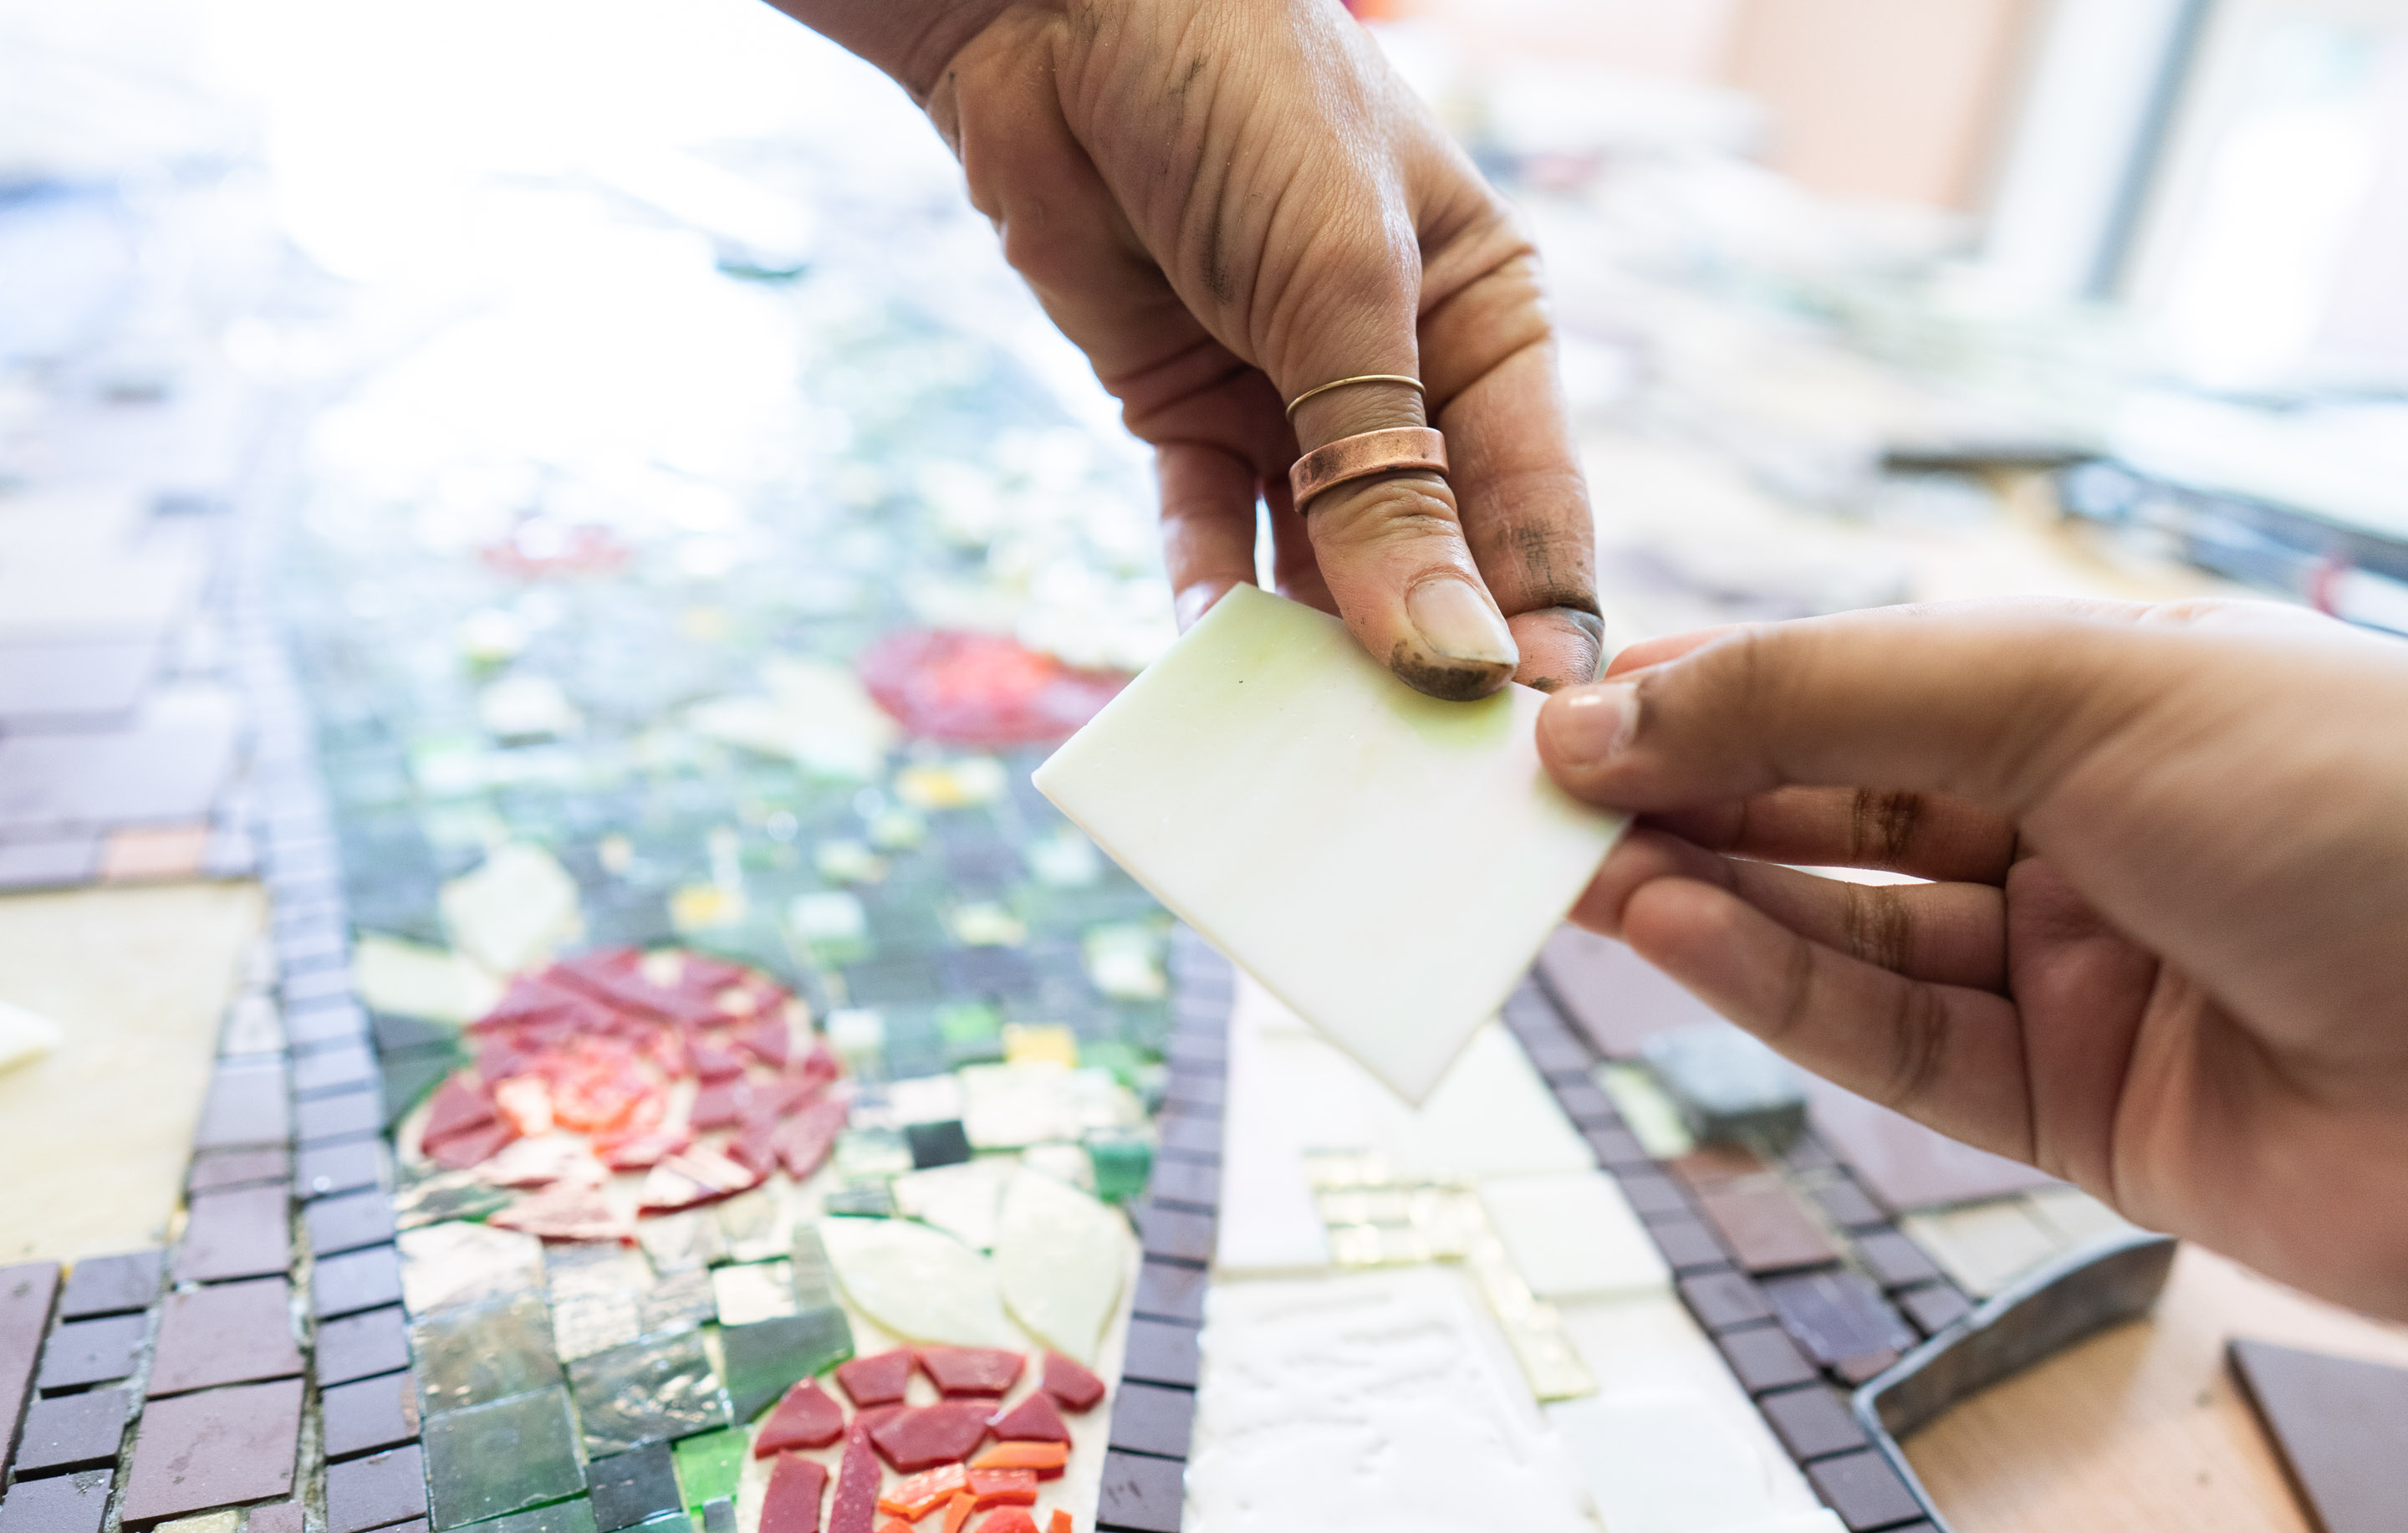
[1288,427,1449,514]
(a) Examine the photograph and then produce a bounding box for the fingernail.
[1551,682,1639,762]
[1406,578,1518,667]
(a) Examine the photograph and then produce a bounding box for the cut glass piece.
[589,1445,681,1533]
[986,1392,1069,1445]
[992,1169,1128,1363]
[711,1263,798,1327]
[1476,1172,1669,1300]
[472,1502,599,1533]
[833,1350,913,1408]
[638,1270,717,1337]
[890,1162,1011,1251]
[1640,1025,1809,1144]
[819,1217,1013,1347]
[1032,585,1621,1103]
[821,1183,895,1219]
[1084,1134,1152,1205]
[866,1403,991,1474]
[752,1378,845,1454]
[904,1121,972,1170]
[568,1331,733,1457]
[828,1427,879,1533]
[760,1455,829,1533]
[722,1307,855,1423]
[410,1293,564,1413]
[671,1428,746,1514]
[422,1387,586,1530]
[916,1346,1023,1398]
[398,1221,543,1316]
[1038,1353,1105,1414]
[713,1192,792,1265]
[1900,1199,2062,1299]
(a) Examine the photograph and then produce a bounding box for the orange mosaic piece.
[966,1469,1036,1509]
[941,1494,977,1533]
[877,1465,969,1522]
[968,1442,1067,1479]
[1047,1514,1071,1533]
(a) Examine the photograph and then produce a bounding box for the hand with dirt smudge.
[1538,595,2408,1321]
[773,0,1600,700]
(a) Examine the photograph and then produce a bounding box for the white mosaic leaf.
[819,1214,1014,1346]
[993,1168,1129,1363]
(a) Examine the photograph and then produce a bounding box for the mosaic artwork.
[0,18,2193,1533]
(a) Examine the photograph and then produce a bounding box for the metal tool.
[1852,1229,2181,1529]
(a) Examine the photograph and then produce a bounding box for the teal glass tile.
[421,1386,586,1530]
[472,1496,600,1533]
[567,1331,731,1458]
[412,1293,563,1413]
[720,1306,855,1422]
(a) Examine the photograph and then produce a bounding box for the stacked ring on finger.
[1288,427,1450,514]
[1284,373,1448,515]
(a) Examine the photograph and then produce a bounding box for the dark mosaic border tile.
[1498,971,1965,1530]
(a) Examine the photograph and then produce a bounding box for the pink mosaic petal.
[917,1347,1023,1398]
[829,1424,880,1533]
[834,1349,916,1408]
[754,1378,847,1456]
[986,1392,1069,1445]
[762,1452,830,1533]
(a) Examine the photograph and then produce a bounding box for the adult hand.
[1536,597,2408,1321]
[778,0,1600,699]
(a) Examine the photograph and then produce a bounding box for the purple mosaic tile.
[1804,1450,1926,1531]
[0,839,101,892]
[1758,1385,1869,1461]
[1105,1382,1195,1460]
[1094,1449,1184,1533]
[298,1139,388,1200]
[1146,1157,1219,1209]
[1715,1325,1821,1396]
[313,1245,405,1321]
[293,1043,377,1100]
[119,1378,304,1524]
[321,1372,420,1461]
[148,1277,303,1397]
[324,1443,427,1533]
[1119,1319,1201,1389]
[193,1061,292,1151]
[174,1183,293,1284]
[1854,1229,1945,1291]
[308,1190,396,1257]
[1,1262,63,1460]
[57,1251,163,1320]
[187,1149,289,1193]
[316,1306,411,1386]
[34,1314,145,1393]
[294,1088,381,1147]
[13,1387,131,1475]
[1135,1204,1214,1267]
[1130,1260,1207,1327]
[287,1003,370,1051]
[0,1470,112,1533]
[1677,1271,1775,1334]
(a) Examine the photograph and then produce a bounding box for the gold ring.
[1283,373,1425,422]
[1288,427,1448,514]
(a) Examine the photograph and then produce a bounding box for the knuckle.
[1848,789,1926,866]
[1879,980,1951,1110]
[1307,475,1461,549]
[1839,883,1916,973]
